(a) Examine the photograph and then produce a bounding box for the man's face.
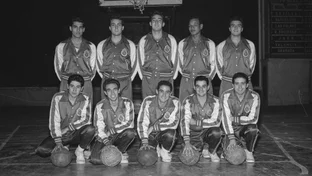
[233,77,248,95]
[156,85,171,103]
[194,80,209,97]
[150,14,164,31]
[104,83,120,101]
[109,19,124,36]
[70,21,85,38]
[189,18,202,36]
[229,20,243,36]
[68,81,83,98]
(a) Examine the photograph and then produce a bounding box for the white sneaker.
[120,152,129,164]
[159,147,172,162]
[202,148,210,159]
[83,150,91,160]
[75,147,86,164]
[245,149,255,163]
[210,152,220,162]
[156,145,161,158]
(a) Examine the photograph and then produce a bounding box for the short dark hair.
[71,17,85,27]
[232,72,249,84]
[110,14,123,26]
[103,78,120,91]
[194,76,209,86]
[67,74,84,87]
[157,80,172,92]
[189,16,203,25]
[150,11,164,21]
[229,16,244,27]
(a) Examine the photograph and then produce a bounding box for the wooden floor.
[0,104,311,176]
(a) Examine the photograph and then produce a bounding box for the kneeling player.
[90,78,136,164]
[180,76,222,162]
[137,80,181,162]
[35,74,95,164]
[221,72,260,163]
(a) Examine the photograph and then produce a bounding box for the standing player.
[216,16,256,96]
[35,74,95,164]
[137,80,180,162]
[96,15,137,100]
[221,72,260,163]
[178,17,216,102]
[90,78,136,165]
[137,11,179,99]
[54,17,97,100]
[180,76,222,162]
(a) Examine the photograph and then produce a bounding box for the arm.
[216,41,225,80]
[156,99,180,131]
[202,97,221,128]
[168,35,179,80]
[247,40,257,73]
[180,98,192,143]
[208,40,217,80]
[115,99,135,132]
[68,95,92,131]
[137,98,151,144]
[49,94,62,145]
[96,40,106,78]
[177,40,185,75]
[128,40,138,81]
[94,102,110,144]
[137,37,146,80]
[240,93,260,125]
[54,43,65,81]
[221,93,235,140]
[89,43,97,80]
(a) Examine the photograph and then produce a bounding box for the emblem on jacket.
[121,48,128,57]
[202,48,209,57]
[83,50,90,58]
[76,108,82,116]
[244,104,251,113]
[164,45,171,53]
[118,114,125,123]
[163,112,171,120]
[243,49,249,57]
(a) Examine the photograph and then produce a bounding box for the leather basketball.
[224,145,246,165]
[178,146,200,166]
[137,148,158,166]
[100,145,122,167]
[51,147,72,167]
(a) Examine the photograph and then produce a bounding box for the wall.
[267,59,311,105]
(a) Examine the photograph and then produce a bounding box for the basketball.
[224,145,246,165]
[137,148,158,166]
[100,145,122,167]
[51,146,72,167]
[178,146,200,166]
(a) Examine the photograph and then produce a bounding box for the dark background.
[2,0,258,88]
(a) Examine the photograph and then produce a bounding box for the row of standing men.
[54,11,257,103]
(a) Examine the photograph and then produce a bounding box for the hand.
[183,142,196,157]
[61,127,70,135]
[140,143,155,150]
[227,139,237,150]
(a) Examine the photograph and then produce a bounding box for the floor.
[0,104,311,176]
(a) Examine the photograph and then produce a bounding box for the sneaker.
[210,152,220,162]
[245,149,255,163]
[202,148,210,159]
[159,147,172,162]
[120,152,129,164]
[156,145,161,158]
[75,147,86,164]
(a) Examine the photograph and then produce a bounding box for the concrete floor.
[0,104,311,176]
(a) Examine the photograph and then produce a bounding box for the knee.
[163,129,176,141]
[245,124,259,134]
[123,129,137,139]
[84,125,96,135]
[210,127,222,138]
[35,146,52,158]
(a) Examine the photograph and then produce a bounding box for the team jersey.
[137,95,180,140]
[178,35,216,80]
[54,38,97,81]
[49,91,92,144]
[221,88,260,140]
[94,97,134,142]
[180,93,221,141]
